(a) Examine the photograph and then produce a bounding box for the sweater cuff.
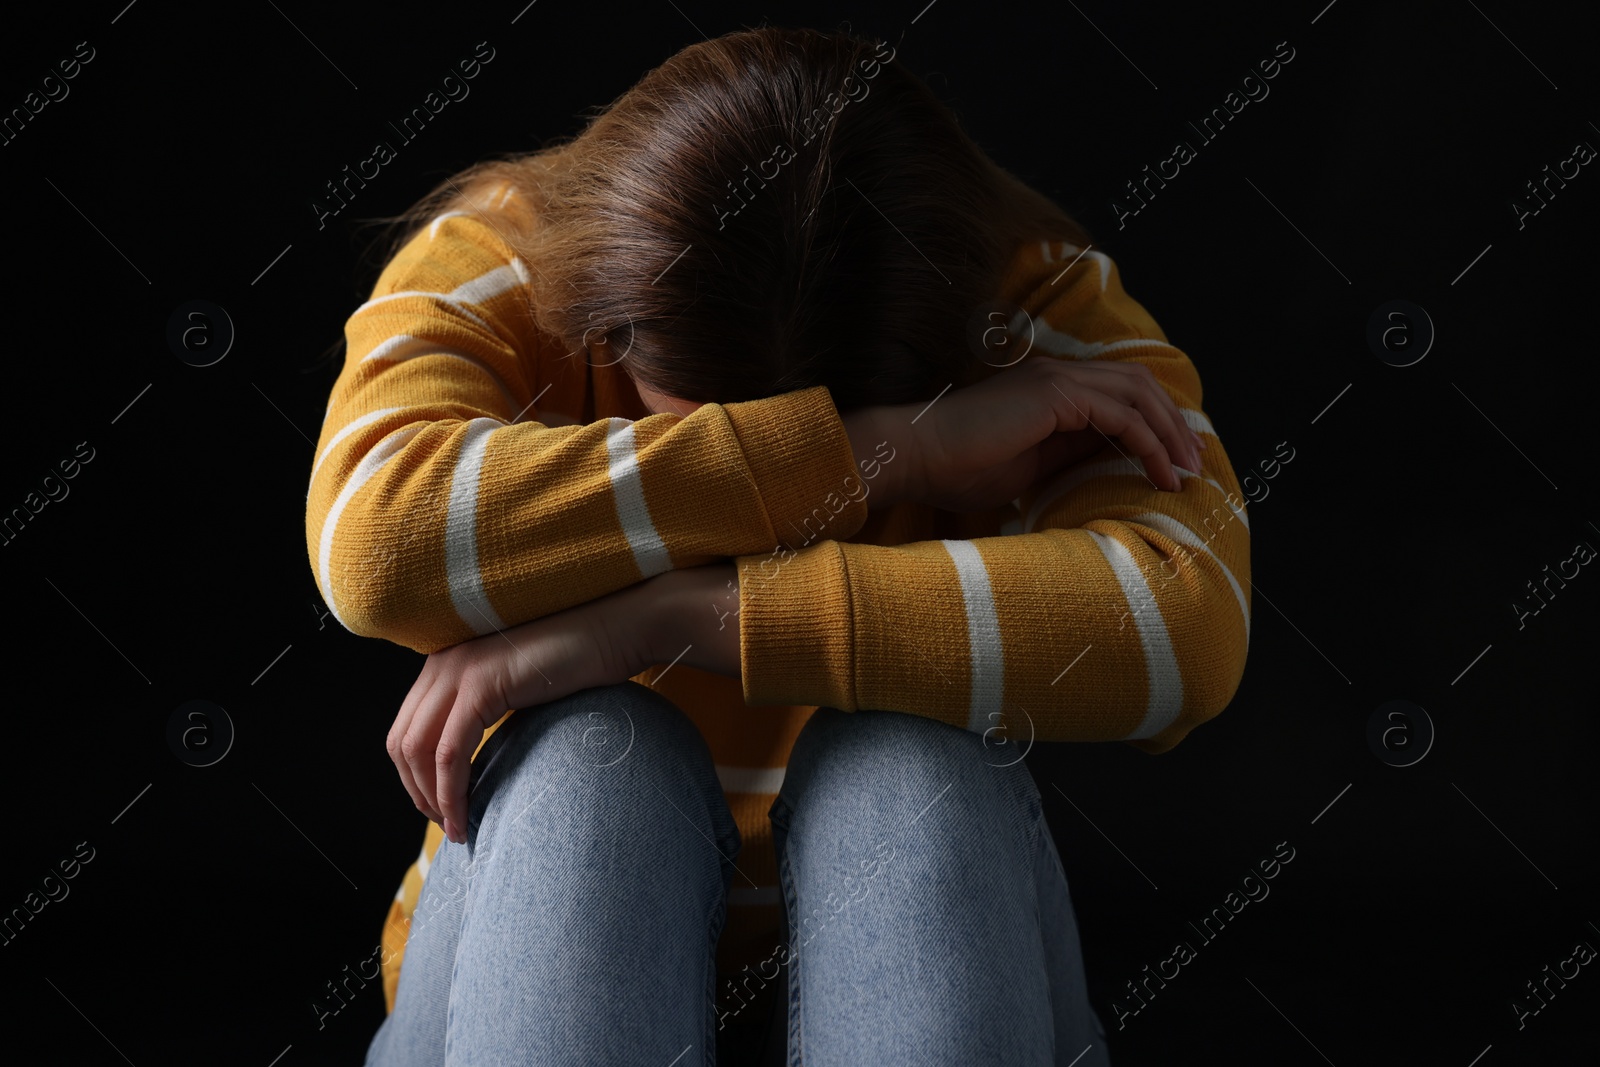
[721,386,868,551]
[736,538,857,710]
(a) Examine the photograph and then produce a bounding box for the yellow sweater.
[305,183,1253,1013]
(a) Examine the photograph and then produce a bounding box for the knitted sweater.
[304,183,1253,1014]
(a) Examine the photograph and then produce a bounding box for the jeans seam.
[1031,818,1058,1066]
[1008,762,1059,1063]
[771,796,803,1067]
[1013,763,1044,856]
[706,886,727,1066]
[707,769,740,1067]
[781,846,803,1067]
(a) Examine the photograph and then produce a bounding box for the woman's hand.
[879,354,1206,512]
[387,581,659,845]
[386,563,742,845]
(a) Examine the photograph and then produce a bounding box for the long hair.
[371,26,1093,412]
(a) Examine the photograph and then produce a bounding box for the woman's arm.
[732,240,1252,752]
[392,333,1216,840]
[387,561,739,843]
[309,199,876,654]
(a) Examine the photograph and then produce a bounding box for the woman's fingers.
[388,675,442,825]
[403,688,453,828]
[398,665,458,828]
[1033,425,1109,478]
[394,643,514,843]
[1042,358,1201,478]
[1126,365,1204,474]
[900,353,1203,511]
[1052,377,1181,491]
[435,692,495,845]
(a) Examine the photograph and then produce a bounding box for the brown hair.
[377,26,1093,412]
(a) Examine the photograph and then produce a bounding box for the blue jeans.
[365,682,1112,1066]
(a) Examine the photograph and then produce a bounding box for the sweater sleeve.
[735,239,1252,753]
[306,204,868,654]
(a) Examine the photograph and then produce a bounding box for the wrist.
[843,405,912,510]
[641,565,742,679]
[636,570,686,667]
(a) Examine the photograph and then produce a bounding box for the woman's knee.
[468,681,734,850]
[787,706,1017,794]
[778,707,1039,860]
[475,681,705,778]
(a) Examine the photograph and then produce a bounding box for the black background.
[3,1,1596,1064]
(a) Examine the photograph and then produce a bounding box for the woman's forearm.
[640,563,743,680]
[842,406,909,510]
[619,408,892,677]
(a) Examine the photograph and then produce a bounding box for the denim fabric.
[365,684,1110,1066]
[768,706,1111,1067]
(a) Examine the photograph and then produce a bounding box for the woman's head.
[390,26,1091,413]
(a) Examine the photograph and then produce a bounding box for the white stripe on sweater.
[1203,476,1250,531]
[1128,511,1251,644]
[352,260,531,328]
[604,418,672,578]
[1038,241,1110,290]
[446,418,509,634]
[715,764,787,795]
[1022,449,1236,534]
[1086,249,1112,291]
[1014,315,1179,361]
[416,841,433,881]
[311,407,404,485]
[452,261,532,305]
[360,334,521,412]
[1178,408,1218,439]
[318,425,426,631]
[1085,529,1182,740]
[943,539,1005,733]
[1022,456,1163,533]
[356,290,490,329]
[429,211,471,239]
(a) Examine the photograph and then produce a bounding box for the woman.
[306,25,1251,1066]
